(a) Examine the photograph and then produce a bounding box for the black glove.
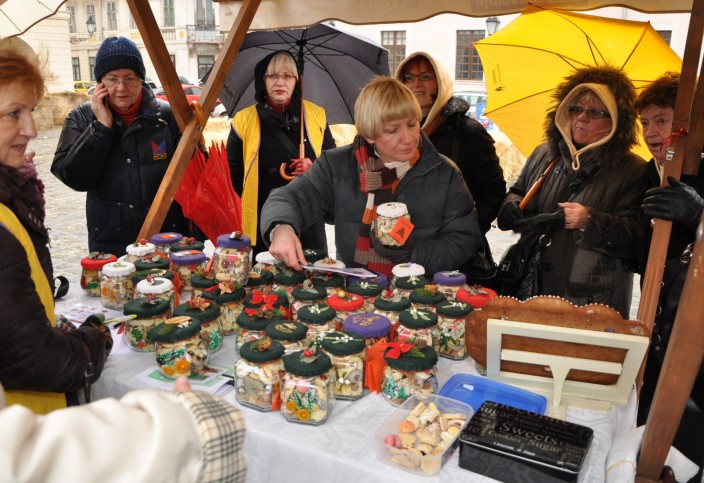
[643,176,704,231]
[81,314,114,357]
[512,209,565,234]
[497,201,524,231]
[370,231,415,264]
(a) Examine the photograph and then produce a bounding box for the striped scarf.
[352,135,419,277]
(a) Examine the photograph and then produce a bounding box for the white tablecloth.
[56,286,637,483]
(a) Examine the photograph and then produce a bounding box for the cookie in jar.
[212,231,252,286]
[202,281,246,336]
[135,275,175,316]
[173,298,223,353]
[124,239,156,263]
[296,302,337,350]
[265,320,308,354]
[282,349,335,425]
[342,312,392,348]
[80,252,117,297]
[375,202,411,247]
[100,260,136,310]
[397,308,440,352]
[432,270,468,299]
[435,300,473,360]
[235,303,286,351]
[123,297,171,351]
[169,249,207,292]
[290,280,328,319]
[320,331,366,401]
[148,316,208,378]
[236,338,285,412]
[382,343,438,406]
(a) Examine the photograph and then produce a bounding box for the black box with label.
[458,401,593,482]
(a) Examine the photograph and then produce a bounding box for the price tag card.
[390,217,414,245]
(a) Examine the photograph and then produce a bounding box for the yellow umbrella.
[475,4,682,160]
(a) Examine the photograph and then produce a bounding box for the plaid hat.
[94,36,146,81]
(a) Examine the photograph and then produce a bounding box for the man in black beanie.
[51,37,199,255]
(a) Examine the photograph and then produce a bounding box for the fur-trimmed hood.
[545,65,639,170]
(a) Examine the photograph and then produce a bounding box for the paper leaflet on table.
[300,265,377,278]
[135,362,235,395]
[58,303,124,328]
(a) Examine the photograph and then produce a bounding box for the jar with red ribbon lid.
[455,285,499,308]
[236,338,285,412]
[381,342,438,406]
[235,291,289,350]
[281,349,335,425]
[212,231,252,286]
[326,290,365,331]
[201,281,247,336]
[80,252,117,296]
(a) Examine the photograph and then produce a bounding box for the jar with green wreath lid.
[396,308,440,352]
[235,305,284,351]
[245,266,275,294]
[282,349,335,425]
[311,271,346,297]
[290,280,327,319]
[265,320,308,354]
[320,331,366,401]
[273,267,306,303]
[134,253,170,272]
[235,338,285,412]
[201,281,246,336]
[394,274,430,299]
[148,315,207,379]
[435,300,473,360]
[296,303,337,350]
[173,298,223,353]
[123,297,171,351]
[190,274,218,299]
[373,290,411,331]
[347,280,384,310]
[408,284,447,312]
[381,344,438,406]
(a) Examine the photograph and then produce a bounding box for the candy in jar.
[282,350,335,425]
[201,281,246,336]
[100,260,136,310]
[236,338,285,412]
[173,298,223,353]
[265,320,308,354]
[432,270,468,299]
[124,239,156,263]
[320,331,366,401]
[148,316,208,378]
[80,252,117,297]
[135,276,175,316]
[375,202,411,248]
[150,232,183,254]
[408,284,446,312]
[290,280,327,319]
[397,308,440,352]
[169,249,207,292]
[342,312,391,348]
[326,290,365,331]
[381,344,438,405]
[296,302,337,350]
[212,231,251,285]
[435,300,473,360]
[123,297,170,351]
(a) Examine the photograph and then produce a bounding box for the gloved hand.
[497,201,524,231]
[643,176,704,231]
[81,314,114,357]
[289,157,313,175]
[370,230,415,264]
[513,209,565,234]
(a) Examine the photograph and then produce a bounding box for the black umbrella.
[216,23,390,126]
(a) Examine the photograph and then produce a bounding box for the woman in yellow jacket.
[227,50,336,256]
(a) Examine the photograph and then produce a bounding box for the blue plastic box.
[439,373,547,414]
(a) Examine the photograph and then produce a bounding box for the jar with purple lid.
[342,312,392,348]
[212,231,252,285]
[124,239,156,263]
[150,232,183,254]
[80,252,117,297]
[169,249,207,292]
[433,270,468,299]
[348,271,388,290]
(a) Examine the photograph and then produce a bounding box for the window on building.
[456,30,485,80]
[657,30,672,46]
[129,12,136,29]
[381,31,406,74]
[67,5,76,33]
[164,0,175,27]
[72,57,81,81]
[89,57,96,81]
[197,55,215,80]
[86,4,95,26]
[107,2,117,30]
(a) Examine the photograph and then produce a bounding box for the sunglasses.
[402,72,436,83]
[568,105,610,119]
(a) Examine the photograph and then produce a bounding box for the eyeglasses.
[402,72,436,83]
[264,73,297,82]
[102,76,142,88]
[568,105,610,119]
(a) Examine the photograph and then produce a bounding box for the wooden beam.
[136,0,261,241]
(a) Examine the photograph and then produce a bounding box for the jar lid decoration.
[398,307,439,329]
[191,273,218,290]
[435,300,473,318]
[150,232,183,246]
[134,254,170,271]
[373,290,411,312]
[395,274,430,290]
[169,249,207,266]
[266,320,308,342]
[296,303,337,325]
[384,342,438,371]
[171,236,205,252]
[347,281,384,297]
[244,289,289,310]
[301,248,327,264]
[408,284,447,306]
[81,252,117,270]
[291,280,327,301]
[273,267,306,286]
[216,231,251,249]
[132,268,174,284]
[283,349,333,377]
[236,310,280,331]
[255,251,279,266]
[239,337,285,363]
[202,281,246,303]
[327,290,364,311]
[313,257,346,270]
[455,285,499,308]
[148,315,201,343]
[342,313,391,338]
[124,296,170,318]
[311,272,345,288]
[102,260,136,277]
[391,262,425,278]
[246,267,275,287]
[433,270,467,287]
[320,331,366,356]
[126,239,156,257]
[376,202,408,218]
[348,271,388,288]
[136,276,174,295]
[173,298,220,323]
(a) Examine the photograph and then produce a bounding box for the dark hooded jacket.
[500,66,648,317]
[52,86,195,256]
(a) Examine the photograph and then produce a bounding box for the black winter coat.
[52,88,194,255]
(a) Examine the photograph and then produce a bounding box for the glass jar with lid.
[173,298,223,353]
[342,312,391,348]
[375,202,410,247]
[381,344,438,406]
[170,236,205,253]
[235,338,285,412]
[134,254,170,273]
[290,281,328,319]
[282,350,335,425]
[235,306,283,351]
[391,262,425,288]
[455,285,499,308]
[253,251,279,274]
[326,290,365,331]
[311,271,346,297]
[396,308,440,352]
[320,331,366,401]
[80,252,117,297]
[136,276,175,316]
[296,303,337,350]
[100,260,136,310]
[245,266,275,295]
[435,300,473,360]
[373,291,411,332]
[347,280,384,310]
[408,285,446,312]
[201,281,246,336]
[394,274,430,299]
[265,320,308,354]
[272,267,306,303]
[243,289,290,320]
[433,270,469,299]
[190,274,218,299]
[132,268,174,288]
[348,271,388,291]
[124,239,156,263]
[212,231,252,286]
[150,232,183,254]
[123,297,171,351]
[169,249,207,292]
[148,316,208,378]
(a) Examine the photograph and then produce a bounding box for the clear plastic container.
[99,260,136,310]
[212,232,252,285]
[375,202,410,247]
[281,350,335,425]
[320,331,366,400]
[80,252,117,297]
[235,338,285,412]
[381,345,438,406]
